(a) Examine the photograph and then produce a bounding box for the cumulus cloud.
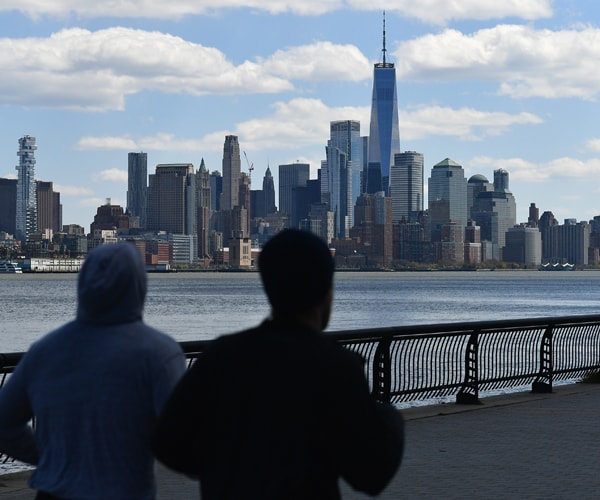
[92,168,128,183]
[397,25,600,99]
[261,42,371,81]
[53,184,94,196]
[77,133,215,152]
[0,27,375,111]
[471,156,600,182]
[75,99,542,156]
[586,138,600,152]
[400,106,542,141]
[2,0,552,23]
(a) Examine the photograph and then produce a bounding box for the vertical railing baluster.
[456,330,480,404]
[372,336,392,403]
[532,325,553,393]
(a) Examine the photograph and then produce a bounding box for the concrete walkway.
[2,383,600,499]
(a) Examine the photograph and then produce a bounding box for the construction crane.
[243,151,254,183]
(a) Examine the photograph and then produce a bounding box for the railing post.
[532,325,553,393]
[372,337,392,403]
[456,330,480,404]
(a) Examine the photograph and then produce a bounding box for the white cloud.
[2,0,553,22]
[75,99,542,155]
[0,28,376,111]
[471,156,600,182]
[400,106,542,141]
[0,27,295,111]
[397,25,600,99]
[586,138,600,153]
[261,42,371,81]
[76,133,216,152]
[53,184,94,196]
[92,169,128,183]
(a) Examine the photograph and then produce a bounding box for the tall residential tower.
[15,135,37,241]
[127,152,148,229]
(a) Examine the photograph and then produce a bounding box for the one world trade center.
[365,13,401,195]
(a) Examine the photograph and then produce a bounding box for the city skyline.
[1,2,600,228]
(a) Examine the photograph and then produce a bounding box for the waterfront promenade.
[1,383,600,499]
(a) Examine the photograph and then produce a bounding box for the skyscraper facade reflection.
[365,15,400,195]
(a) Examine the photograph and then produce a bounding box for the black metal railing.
[2,314,600,465]
[3,315,600,407]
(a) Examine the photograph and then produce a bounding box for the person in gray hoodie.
[0,242,186,500]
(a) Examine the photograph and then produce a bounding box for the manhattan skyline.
[1,2,600,228]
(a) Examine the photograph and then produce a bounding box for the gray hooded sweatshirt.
[0,242,186,499]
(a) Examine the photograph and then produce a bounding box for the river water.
[2,270,600,353]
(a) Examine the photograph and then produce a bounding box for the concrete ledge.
[401,381,600,421]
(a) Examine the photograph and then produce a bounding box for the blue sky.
[1,0,600,229]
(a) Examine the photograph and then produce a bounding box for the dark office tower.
[539,211,558,262]
[196,159,211,259]
[361,136,369,193]
[291,180,321,230]
[0,178,17,235]
[147,164,196,235]
[428,158,467,242]
[279,163,310,226]
[494,168,510,192]
[263,166,276,215]
[222,135,241,211]
[15,135,37,241]
[235,172,251,237]
[366,13,400,195]
[36,181,61,233]
[127,152,148,229]
[210,170,223,212]
[471,169,516,261]
[528,203,539,228]
[390,151,424,223]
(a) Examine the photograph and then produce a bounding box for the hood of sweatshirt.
[76,242,147,325]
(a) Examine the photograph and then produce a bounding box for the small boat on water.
[0,260,23,273]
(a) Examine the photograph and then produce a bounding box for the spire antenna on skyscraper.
[382,11,387,65]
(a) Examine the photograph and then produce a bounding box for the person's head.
[258,229,335,330]
[77,242,147,325]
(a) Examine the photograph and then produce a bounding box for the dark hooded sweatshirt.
[0,242,185,499]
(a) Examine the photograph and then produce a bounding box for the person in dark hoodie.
[0,242,186,500]
[153,229,404,499]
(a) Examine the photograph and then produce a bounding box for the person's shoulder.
[136,323,183,353]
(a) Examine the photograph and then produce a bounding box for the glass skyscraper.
[15,135,37,241]
[325,120,361,238]
[390,151,424,222]
[278,163,309,225]
[428,158,468,242]
[366,15,400,195]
